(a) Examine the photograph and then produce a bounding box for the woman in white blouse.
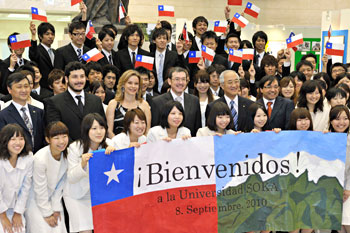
[112,109,147,150]
[197,101,236,136]
[0,124,33,233]
[25,121,69,233]
[147,101,191,142]
[64,113,115,233]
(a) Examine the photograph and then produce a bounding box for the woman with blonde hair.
[106,70,151,138]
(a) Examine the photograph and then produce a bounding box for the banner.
[89,131,347,233]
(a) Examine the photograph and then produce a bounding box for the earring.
[121,87,125,92]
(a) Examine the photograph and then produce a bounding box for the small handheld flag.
[228,0,242,5]
[201,45,215,62]
[118,1,126,22]
[85,20,95,40]
[231,13,249,28]
[31,7,47,22]
[188,51,202,63]
[9,34,31,50]
[71,0,83,6]
[326,42,344,56]
[229,49,243,63]
[288,32,298,52]
[328,25,332,40]
[242,48,254,60]
[182,22,189,42]
[135,55,154,70]
[286,34,303,49]
[214,21,228,33]
[158,5,175,17]
[82,48,104,62]
[244,2,260,18]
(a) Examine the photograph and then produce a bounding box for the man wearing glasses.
[54,21,90,70]
[257,75,294,130]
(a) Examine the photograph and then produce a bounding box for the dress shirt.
[128,47,138,64]
[262,97,276,111]
[170,89,185,109]
[224,94,239,116]
[68,87,85,106]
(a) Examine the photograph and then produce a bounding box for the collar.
[41,43,51,52]
[68,87,85,99]
[167,42,172,50]
[155,49,166,57]
[3,156,30,172]
[12,101,29,113]
[102,48,111,57]
[263,97,276,108]
[224,94,238,103]
[34,86,41,94]
[170,89,184,100]
[70,42,83,52]
[257,51,265,57]
[128,47,138,54]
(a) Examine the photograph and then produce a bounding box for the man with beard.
[45,62,105,141]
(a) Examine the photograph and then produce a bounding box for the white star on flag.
[104,163,124,185]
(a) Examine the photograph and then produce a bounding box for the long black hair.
[80,113,108,153]
[0,124,31,160]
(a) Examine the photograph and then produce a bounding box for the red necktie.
[267,102,273,118]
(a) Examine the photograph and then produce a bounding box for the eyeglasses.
[172,78,187,82]
[332,69,345,73]
[71,32,86,37]
[263,85,279,90]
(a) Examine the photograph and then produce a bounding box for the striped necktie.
[77,48,83,62]
[230,100,238,130]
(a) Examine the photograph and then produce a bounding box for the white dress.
[146,126,191,143]
[111,132,147,150]
[196,126,235,137]
[310,107,330,132]
[25,146,67,233]
[0,154,33,233]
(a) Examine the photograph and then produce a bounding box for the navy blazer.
[54,43,90,70]
[0,103,45,152]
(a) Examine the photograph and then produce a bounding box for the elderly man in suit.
[205,70,254,132]
[54,21,89,70]
[0,73,45,152]
[151,67,201,136]
[45,61,105,141]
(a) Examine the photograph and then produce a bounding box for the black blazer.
[256,96,295,130]
[149,42,176,54]
[0,103,45,152]
[151,92,202,136]
[253,50,268,68]
[221,53,241,73]
[3,56,30,70]
[37,87,53,101]
[205,95,254,132]
[152,50,186,82]
[0,59,10,94]
[54,43,90,70]
[115,48,150,75]
[29,41,56,89]
[216,21,241,54]
[98,50,118,67]
[45,91,106,141]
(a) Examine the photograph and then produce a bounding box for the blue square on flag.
[10,36,17,43]
[234,13,240,18]
[215,21,219,26]
[247,2,252,8]
[287,38,291,43]
[136,54,142,61]
[158,5,163,10]
[32,7,37,14]
[202,45,206,51]
[189,51,194,56]
[326,43,331,48]
[89,148,135,206]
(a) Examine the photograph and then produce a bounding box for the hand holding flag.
[287,32,298,52]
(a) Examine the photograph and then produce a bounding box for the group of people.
[0,2,350,233]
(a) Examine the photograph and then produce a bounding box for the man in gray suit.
[151,67,201,136]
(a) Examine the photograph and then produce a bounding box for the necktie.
[157,53,164,92]
[205,59,211,68]
[267,102,273,118]
[77,49,83,62]
[20,107,34,146]
[108,55,113,65]
[19,58,23,66]
[76,95,84,114]
[167,44,170,50]
[132,52,136,67]
[32,90,38,95]
[48,48,54,65]
[256,54,260,66]
[175,96,184,109]
[230,100,238,130]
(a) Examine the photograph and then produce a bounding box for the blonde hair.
[115,70,143,102]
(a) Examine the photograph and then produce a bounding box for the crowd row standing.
[1,2,350,233]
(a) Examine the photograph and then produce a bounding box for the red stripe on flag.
[135,61,154,71]
[242,54,254,60]
[11,41,31,50]
[32,14,47,22]
[92,185,218,233]
[229,55,242,64]
[244,8,258,18]
[326,48,344,56]
[71,0,82,6]
[189,57,201,63]
[231,17,246,28]
[287,38,303,48]
[228,0,242,5]
[202,52,214,62]
[158,11,174,17]
[87,53,104,62]
[214,26,226,33]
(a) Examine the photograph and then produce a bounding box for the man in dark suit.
[252,31,269,68]
[190,16,208,51]
[30,62,53,101]
[29,22,56,89]
[205,70,254,132]
[98,29,118,67]
[4,33,31,71]
[219,33,241,73]
[257,75,295,130]
[151,28,185,93]
[54,21,89,71]
[149,20,176,53]
[115,24,150,76]
[151,67,201,136]
[45,62,105,141]
[0,73,45,152]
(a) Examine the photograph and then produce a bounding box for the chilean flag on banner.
[201,45,215,62]
[214,21,228,33]
[158,5,175,17]
[9,34,31,50]
[182,22,189,42]
[326,42,344,56]
[85,20,95,40]
[242,48,254,60]
[71,0,82,6]
[229,49,243,63]
[286,34,303,48]
[118,1,126,22]
[188,51,202,63]
[82,48,104,62]
[231,13,249,28]
[31,7,47,22]
[135,54,154,70]
[228,0,242,5]
[244,2,260,18]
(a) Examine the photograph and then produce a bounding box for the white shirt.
[41,43,54,63]
[170,89,185,109]
[128,47,138,64]
[0,154,33,214]
[70,42,84,57]
[68,87,85,105]
[147,126,191,143]
[5,97,44,110]
[262,97,276,110]
[166,42,173,51]
[12,101,33,126]
[102,49,113,65]
[111,132,147,150]
[33,86,41,95]
[183,51,189,59]
[196,126,235,137]
[224,94,239,116]
[257,51,265,67]
[195,36,202,50]
[210,87,221,96]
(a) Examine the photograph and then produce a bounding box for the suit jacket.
[257,96,295,130]
[37,87,53,101]
[253,50,268,68]
[0,59,10,94]
[29,41,56,89]
[149,42,176,54]
[190,54,228,79]
[216,21,241,54]
[3,56,30,70]
[0,103,45,152]
[45,91,106,141]
[150,92,201,136]
[115,48,150,75]
[54,43,89,70]
[152,50,186,82]
[205,95,254,132]
[98,50,118,67]
[221,53,241,73]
